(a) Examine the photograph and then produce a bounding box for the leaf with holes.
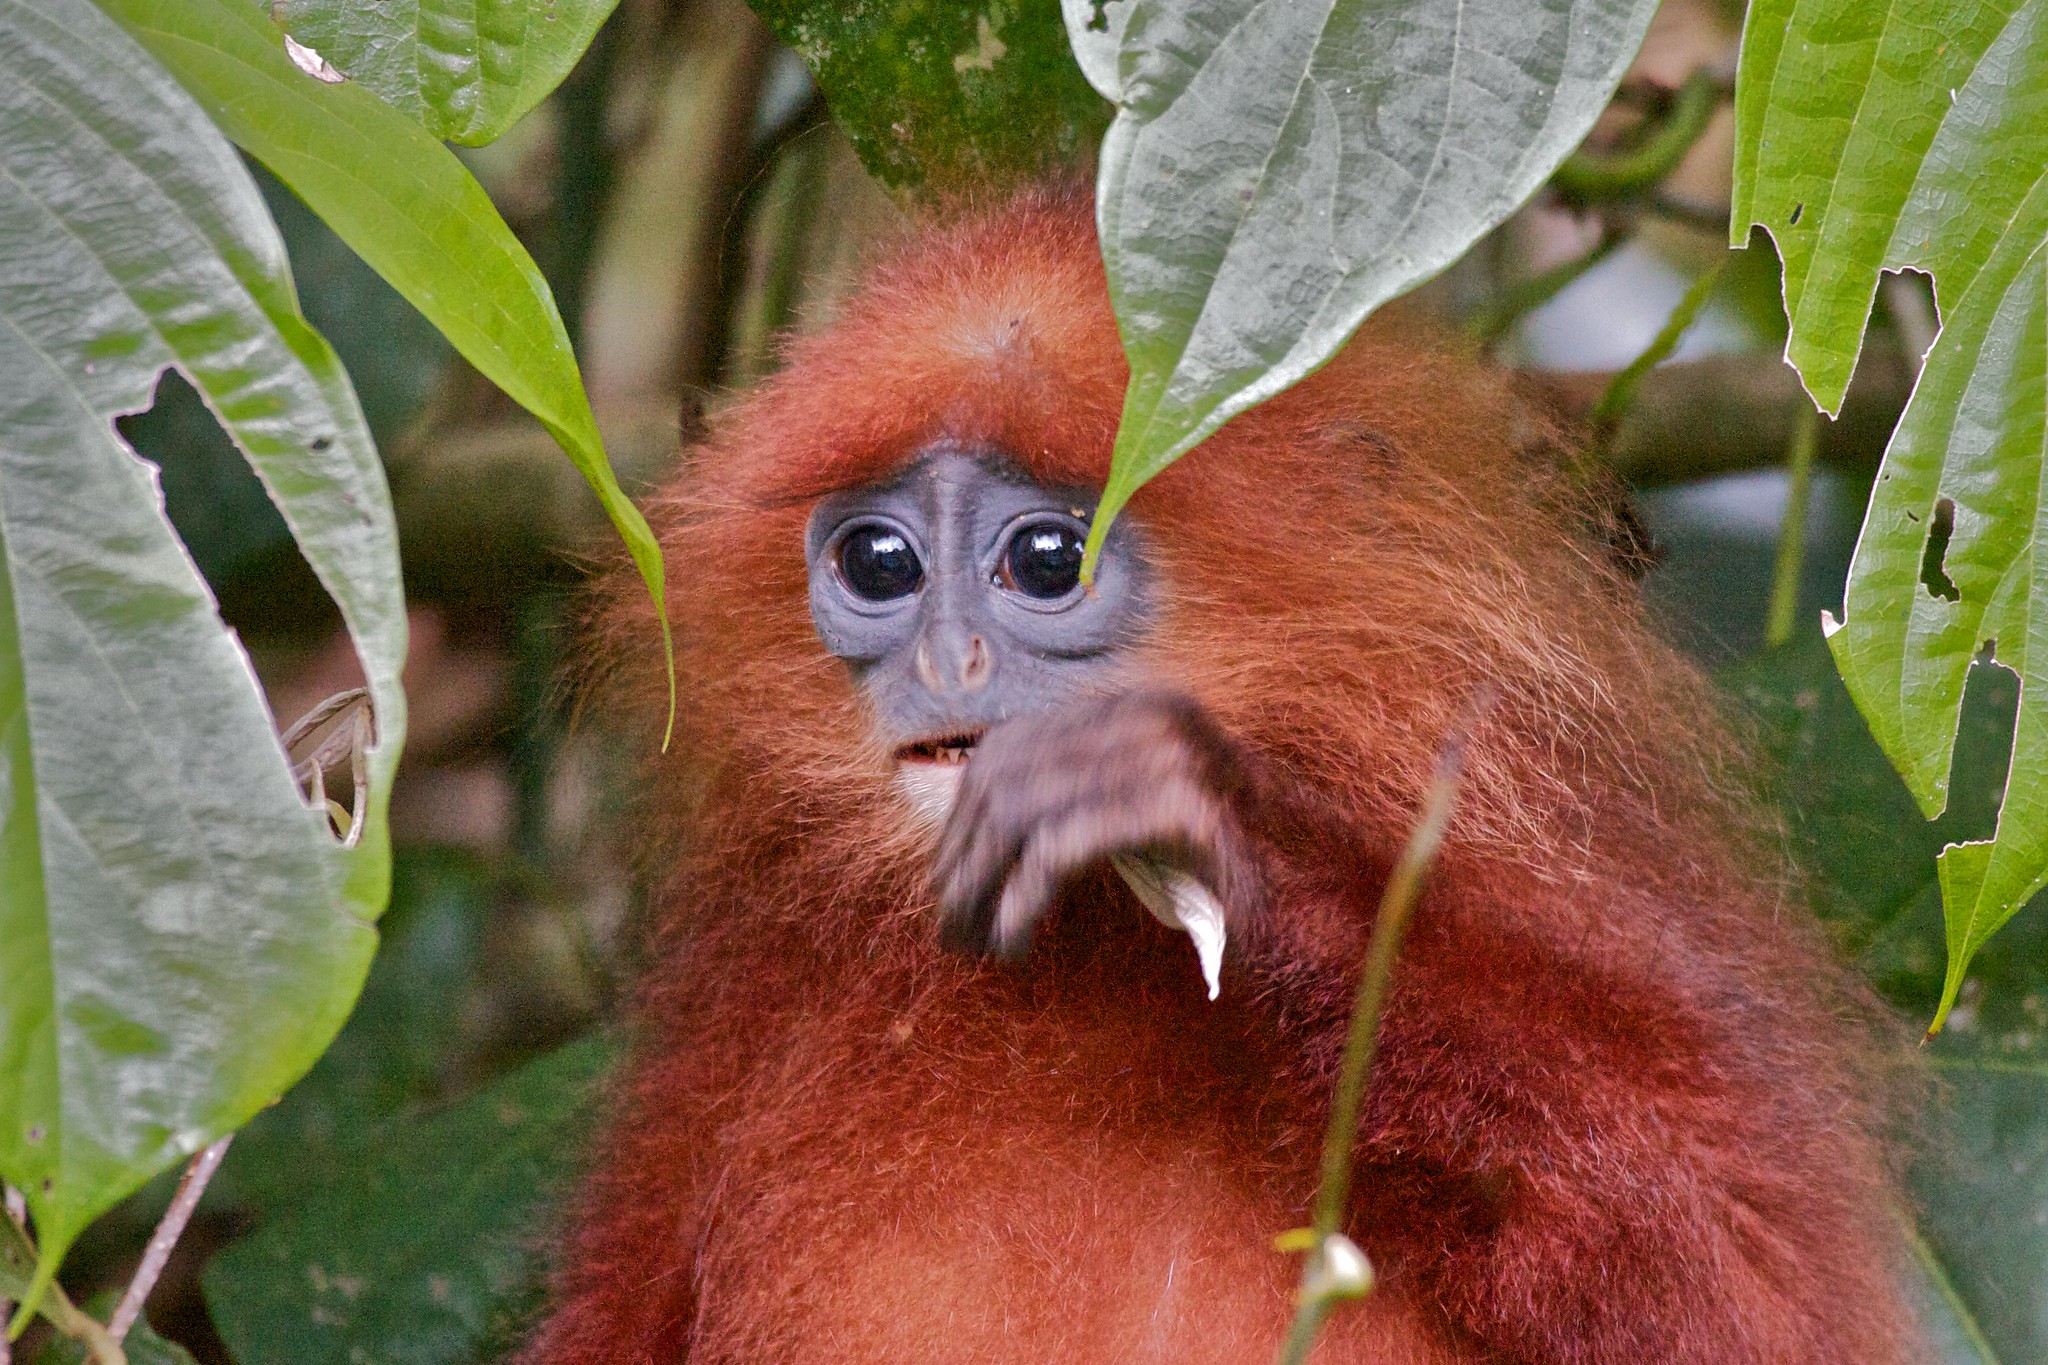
[1732,0,2048,1027]
[0,0,406,1322]
[100,0,672,733]
[1071,0,1661,570]
[268,0,621,146]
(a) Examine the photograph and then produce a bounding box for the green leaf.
[1724,627,2020,1003]
[1825,197,2048,1028]
[751,0,1110,189]
[270,0,621,145]
[1075,0,1661,570]
[212,847,494,1216]
[1,0,407,1318]
[1913,1044,2048,1363]
[100,0,673,738]
[1733,0,2048,1028]
[1724,631,2048,1361]
[204,1035,616,1365]
[1730,0,2048,416]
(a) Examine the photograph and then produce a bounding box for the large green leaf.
[205,1036,616,1365]
[270,0,621,145]
[100,0,672,730]
[1068,0,1660,568]
[751,0,1110,190]
[1732,1,2048,1029]
[0,0,406,1318]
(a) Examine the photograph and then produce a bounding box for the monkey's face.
[805,449,1152,827]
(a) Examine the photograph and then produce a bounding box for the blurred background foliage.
[24,0,2044,1361]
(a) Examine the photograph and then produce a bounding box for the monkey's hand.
[934,690,1253,961]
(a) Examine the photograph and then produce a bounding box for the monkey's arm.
[935,691,1906,1364]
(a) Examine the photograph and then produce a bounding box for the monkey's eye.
[998,520,1085,600]
[837,523,924,601]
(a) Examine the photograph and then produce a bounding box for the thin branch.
[1468,227,1628,346]
[1641,191,1731,236]
[106,1135,232,1344]
[0,1185,14,1365]
[1765,403,1821,649]
[1274,693,1489,1365]
[1588,258,1730,450]
[1533,345,1913,486]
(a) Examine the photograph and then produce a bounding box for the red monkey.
[528,193,1920,1363]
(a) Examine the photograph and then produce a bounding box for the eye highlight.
[837,523,924,601]
[998,520,1085,600]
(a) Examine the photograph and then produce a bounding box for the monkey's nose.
[914,633,994,694]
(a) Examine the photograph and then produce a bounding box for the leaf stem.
[1274,695,1486,1365]
[1588,258,1729,448]
[1468,227,1628,346]
[0,1187,14,1365]
[1,1200,123,1364]
[1765,403,1820,649]
[1902,1215,1999,1364]
[106,1135,231,1344]
[1552,69,1725,203]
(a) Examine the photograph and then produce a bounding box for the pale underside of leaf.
[1080,0,1659,566]
[1,0,405,1313]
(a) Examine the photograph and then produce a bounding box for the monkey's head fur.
[600,190,1766,943]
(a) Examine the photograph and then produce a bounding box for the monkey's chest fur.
[669,875,1458,1364]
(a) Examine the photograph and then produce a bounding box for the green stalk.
[1588,258,1729,447]
[1273,704,1483,1365]
[1765,403,1820,649]
[1468,229,1627,346]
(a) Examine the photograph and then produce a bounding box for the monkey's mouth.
[893,730,986,767]
[892,730,985,828]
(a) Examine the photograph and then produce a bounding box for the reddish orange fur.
[528,191,1921,1362]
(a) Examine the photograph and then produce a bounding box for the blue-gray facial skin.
[805,448,1152,820]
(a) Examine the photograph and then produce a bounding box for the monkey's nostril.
[961,635,992,691]
[913,639,944,692]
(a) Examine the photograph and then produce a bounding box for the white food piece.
[1110,853,1227,1001]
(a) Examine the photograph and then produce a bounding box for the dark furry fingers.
[933,690,1253,957]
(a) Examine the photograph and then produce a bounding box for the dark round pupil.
[839,526,923,601]
[1004,522,1084,599]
